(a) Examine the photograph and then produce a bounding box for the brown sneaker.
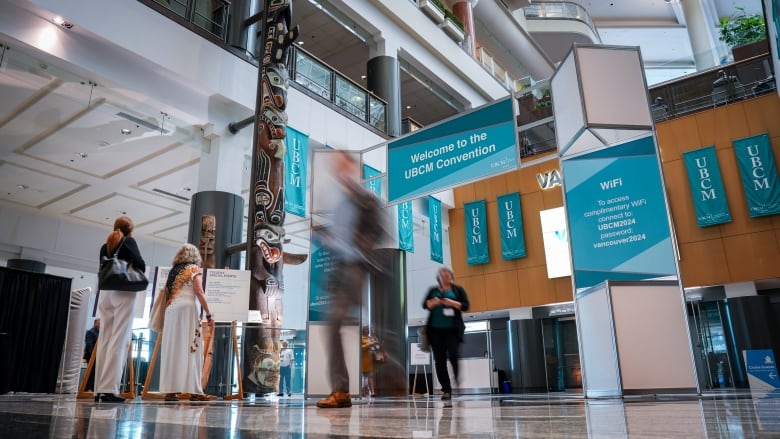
[316,391,352,408]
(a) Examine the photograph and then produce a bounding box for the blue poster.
[363,164,382,197]
[464,200,489,265]
[429,196,443,263]
[387,98,518,203]
[497,192,526,260]
[744,349,780,392]
[398,201,414,253]
[284,127,308,217]
[562,135,677,289]
[733,133,780,218]
[683,146,732,226]
[308,234,334,322]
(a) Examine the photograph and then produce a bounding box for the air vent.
[153,188,190,201]
[116,112,170,134]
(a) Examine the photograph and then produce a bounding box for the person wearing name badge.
[94,216,146,403]
[278,340,294,396]
[422,267,470,401]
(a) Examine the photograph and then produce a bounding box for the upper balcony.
[522,1,602,64]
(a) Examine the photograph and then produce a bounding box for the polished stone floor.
[1,391,780,438]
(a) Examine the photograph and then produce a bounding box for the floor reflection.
[0,391,779,438]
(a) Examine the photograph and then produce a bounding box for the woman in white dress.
[158,243,215,401]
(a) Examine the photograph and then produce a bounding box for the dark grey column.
[367,56,401,138]
[226,0,261,57]
[721,295,779,388]
[368,248,408,396]
[7,259,45,273]
[508,319,547,393]
[187,190,244,270]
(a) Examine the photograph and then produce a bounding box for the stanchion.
[223,321,244,400]
[411,364,429,397]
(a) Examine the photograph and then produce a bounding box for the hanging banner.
[429,196,443,263]
[733,133,780,218]
[387,98,518,203]
[683,146,732,227]
[363,164,382,197]
[464,200,489,265]
[562,135,677,289]
[284,127,308,217]
[398,201,414,253]
[497,192,527,260]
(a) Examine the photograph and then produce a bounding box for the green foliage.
[444,9,465,31]
[429,0,446,14]
[719,7,766,47]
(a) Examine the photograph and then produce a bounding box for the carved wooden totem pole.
[244,0,300,395]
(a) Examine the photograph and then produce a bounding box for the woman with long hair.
[95,216,146,403]
[158,243,215,401]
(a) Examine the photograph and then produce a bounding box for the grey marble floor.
[1,391,779,438]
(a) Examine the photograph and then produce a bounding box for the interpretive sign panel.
[203,269,250,323]
[387,98,518,203]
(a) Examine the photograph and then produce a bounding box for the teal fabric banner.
[733,133,780,217]
[363,164,382,197]
[284,127,308,217]
[683,146,732,226]
[497,192,526,260]
[398,201,414,253]
[429,196,443,263]
[464,200,489,264]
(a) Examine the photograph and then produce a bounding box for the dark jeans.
[428,326,460,394]
[279,366,291,394]
[326,261,366,393]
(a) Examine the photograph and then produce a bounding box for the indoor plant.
[719,7,767,61]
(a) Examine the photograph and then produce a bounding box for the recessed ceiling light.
[53,16,74,29]
[297,41,304,45]
[16,184,28,190]
[406,105,412,109]
[120,128,132,135]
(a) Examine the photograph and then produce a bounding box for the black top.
[422,283,470,342]
[99,236,146,272]
[83,327,99,361]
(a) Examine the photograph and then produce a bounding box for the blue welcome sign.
[387,98,518,203]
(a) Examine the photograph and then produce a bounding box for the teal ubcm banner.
[683,146,732,226]
[284,127,308,217]
[398,201,414,253]
[363,164,382,197]
[429,196,443,263]
[464,200,489,265]
[497,192,526,260]
[733,133,780,218]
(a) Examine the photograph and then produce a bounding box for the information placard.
[410,343,431,366]
[203,269,251,323]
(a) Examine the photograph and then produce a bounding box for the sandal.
[190,394,217,401]
[164,393,179,402]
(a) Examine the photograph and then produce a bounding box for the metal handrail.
[524,1,601,43]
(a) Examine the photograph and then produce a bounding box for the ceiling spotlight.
[16,184,28,190]
[53,16,74,29]
[120,128,132,135]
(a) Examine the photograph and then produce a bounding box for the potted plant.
[418,0,446,24]
[442,9,465,42]
[719,7,768,61]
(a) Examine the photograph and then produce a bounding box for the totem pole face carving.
[199,215,216,269]
[244,0,300,395]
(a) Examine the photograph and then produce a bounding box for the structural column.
[678,0,720,69]
[447,0,477,57]
[367,40,401,138]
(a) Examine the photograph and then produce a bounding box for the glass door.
[541,317,581,392]
[689,300,735,390]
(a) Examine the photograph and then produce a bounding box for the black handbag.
[98,238,149,291]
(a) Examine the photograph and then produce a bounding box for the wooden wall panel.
[723,231,780,280]
[677,239,730,286]
[551,277,574,303]
[516,265,554,306]
[744,94,780,139]
[474,173,508,200]
[655,115,702,162]
[453,184,476,207]
[664,159,723,243]
[693,102,750,151]
[516,191,549,268]
[484,270,521,309]
[458,275,486,312]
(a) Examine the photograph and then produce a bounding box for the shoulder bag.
[98,238,149,291]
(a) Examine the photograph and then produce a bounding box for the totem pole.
[244,0,300,395]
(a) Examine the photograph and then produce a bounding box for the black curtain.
[0,266,72,394]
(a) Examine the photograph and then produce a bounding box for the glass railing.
[149,0,229,40]
[291,46,388,133]
[515,80,557,159]
[523,1,601,44]
[648,53,775,122]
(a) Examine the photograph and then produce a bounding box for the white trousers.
[95,289,137,394]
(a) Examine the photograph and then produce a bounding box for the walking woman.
[158,243,215,401]
[422,267,470,401]
[95,216,146,403]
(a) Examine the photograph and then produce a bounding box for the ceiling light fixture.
[120,128,132,135]
[53,16,74,29]
[16,184,28,190]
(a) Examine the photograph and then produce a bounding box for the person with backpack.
[315,151,383,409]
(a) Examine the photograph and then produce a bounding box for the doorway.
[541,317,581,392]
[688,300,735,390]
